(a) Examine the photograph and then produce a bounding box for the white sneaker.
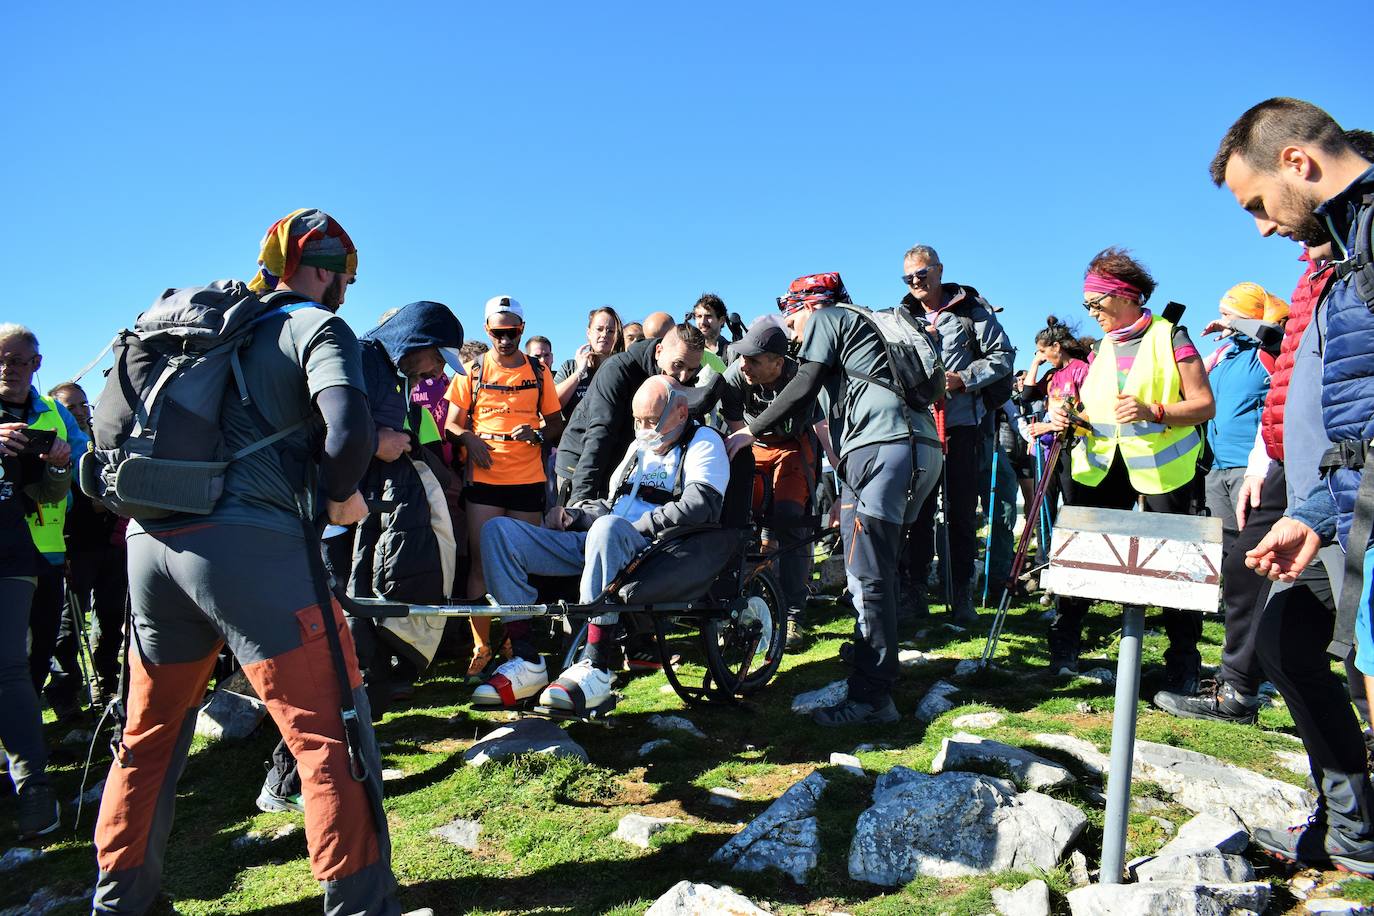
[471,656,549,708]
[539,660,614,715]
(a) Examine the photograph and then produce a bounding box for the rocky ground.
[3,588,1373,915]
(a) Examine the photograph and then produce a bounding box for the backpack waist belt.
[1320,438,1374,660]
[476,432,536,443]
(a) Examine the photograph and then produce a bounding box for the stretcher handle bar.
[346,597,561,619]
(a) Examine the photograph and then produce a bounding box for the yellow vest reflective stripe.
[1070,317,1201,495]
[25,396,70,557]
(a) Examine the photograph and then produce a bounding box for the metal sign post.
[1039,505,1222,884]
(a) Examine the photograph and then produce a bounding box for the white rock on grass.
[648,715,706,739]
[829,753,864,776]
[1135,848,1255,884]
[951,711,1004,730]
[231,822,299,849]
[953,659,981,678]
[791,680,847,714]
[0,887,88,916]
[195,680,268,741]
[931,733,1075,791]
[848,768,1087,885]
[1031,733,1109,777]
[712,772,826,884]
[898,648,938,668]
[645,881,771,916]
[462,718,588,767]
[1133,740,1313,831]
[1156,810,1250,857]
[1277,750,1312,777]
[1305,897,1374,914]
[639,739,672,757]
[430,818,482,850]
[913,680,959,723]
[0,847,42,873]
[70,779,105,807]
[381,768,404,782]
[708,787,743,808]
[1080,667,1116,685]
[614,814,680,849]
[1067,881,1271,916]
[1068,850,1092,887]
[992,878,1051,916]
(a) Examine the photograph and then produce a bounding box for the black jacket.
[557,338,724,503]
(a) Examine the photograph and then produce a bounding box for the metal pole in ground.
[981,446,999,607]
[1099,603,1145,884]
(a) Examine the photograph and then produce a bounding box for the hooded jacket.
[898,284,1015,428]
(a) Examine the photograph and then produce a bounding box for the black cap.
[731,321,788,358]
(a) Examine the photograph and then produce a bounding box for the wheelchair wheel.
[701,566,786,696]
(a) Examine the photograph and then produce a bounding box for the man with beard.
[1213,99,1374,875]
[92,210,425,915]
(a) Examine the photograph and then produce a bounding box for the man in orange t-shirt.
[444,296,563,678]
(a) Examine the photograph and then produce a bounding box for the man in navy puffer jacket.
[1215,97,1374,874]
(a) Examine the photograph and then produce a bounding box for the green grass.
[1,594,1338,915]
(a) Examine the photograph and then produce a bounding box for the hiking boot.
[539,660,615,716]
[471,656,549,708]
[255,774,304,814]
[897,578,929,620]
[812,696,900,727]
[622,635,662,672]
[784,611,807,652]
[1048,651,1079,677]
[1153,679,1260,725]
[1254,811,1330,869]
[16,782,59,841]
[1162,653,1201,696]
[950,583,978,628]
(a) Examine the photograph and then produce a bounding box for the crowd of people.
[3,95,1374,912]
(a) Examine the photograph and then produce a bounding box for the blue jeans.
[481,515,648,626]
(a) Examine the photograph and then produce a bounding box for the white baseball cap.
[484,295,524,324]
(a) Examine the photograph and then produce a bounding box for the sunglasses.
[901,267,935,285]
[1082,292,1111,314]
[488,325,523,341]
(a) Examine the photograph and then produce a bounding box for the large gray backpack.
[79,280,312,519]
[838,304,947,409]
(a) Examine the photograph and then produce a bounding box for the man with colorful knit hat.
[93,209,428,915]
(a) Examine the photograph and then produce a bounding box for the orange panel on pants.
[751,437,816,511]
[241,600,378,882]
[95,646,221,874]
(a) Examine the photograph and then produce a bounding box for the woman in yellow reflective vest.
[1044,249,1215,693]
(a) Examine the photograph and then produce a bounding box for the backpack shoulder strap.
[1333,193,1374,309]
[528,353,546,420]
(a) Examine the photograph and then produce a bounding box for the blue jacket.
[1295,166,1374,547]
[1206,338,1270,470]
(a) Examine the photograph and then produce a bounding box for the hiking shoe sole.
[256,787,304,814]
[1152,691,1258,725]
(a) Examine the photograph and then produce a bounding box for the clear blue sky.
[6,2,1371,387]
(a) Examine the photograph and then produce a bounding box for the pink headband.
[1084,271,1143,302]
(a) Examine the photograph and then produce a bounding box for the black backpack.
[838,304,946,410]
[1334,192,1374,309]
[950,288,1016,411]
[79,281,313,519]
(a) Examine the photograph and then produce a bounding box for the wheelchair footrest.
[531,694,618,726]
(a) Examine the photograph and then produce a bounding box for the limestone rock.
[462,718,588,767]
[992,879,1051,916]
[431,818,482,850]
[1156,810,1250,857]
[819,555,846,589]
[1069,849,1092,887]
[1032,733,1109,777]
[1277,750,1312,777]
[712,772,826,884]
[899,648,938,668]
[913,680,959,723]
[1080,667,1116,685]
[932,733,1075,791]
[0,887,88,916]
[639,739,672,757]
[195,679,268,741]
[1133,740,1312,831]
[614,814,680,849]
[829,753,863,776]
[381,768,404,781]
[1135,848,1256,884]
[709,787,743,808]
[0,847,42,873]
[791,680,847,714]
[952,711,1005,730]
[848,770,1087,885]
[70,778,105,806]
[1305,897,1374,914]
[645,880,770,916]
[1067,881,1271,916]
[648,714,706,739]
[953,659,981,679]
[61,728,94,747]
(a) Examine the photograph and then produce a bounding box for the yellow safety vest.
[24,395,71,557]
[1070,317,1201,495]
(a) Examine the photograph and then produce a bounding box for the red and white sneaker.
[538,660,615,716]
[471,657,549,709]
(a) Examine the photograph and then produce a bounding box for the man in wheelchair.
[473,375,730,714]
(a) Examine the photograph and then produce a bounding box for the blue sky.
[6,2,1371,388]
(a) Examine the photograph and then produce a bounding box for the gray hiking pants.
[0,576,47,793]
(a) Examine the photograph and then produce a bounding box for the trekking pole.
[981,445,999,607]
[66,587,102,709]
[981,429,1070,665]
[934,403,952,611]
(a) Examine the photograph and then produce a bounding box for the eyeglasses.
[902,267,935,286]
[1082,293,1111,314]
[488,326,523,341]
[0,356,37,370]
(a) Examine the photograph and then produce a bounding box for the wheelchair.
[352,448,803,712]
